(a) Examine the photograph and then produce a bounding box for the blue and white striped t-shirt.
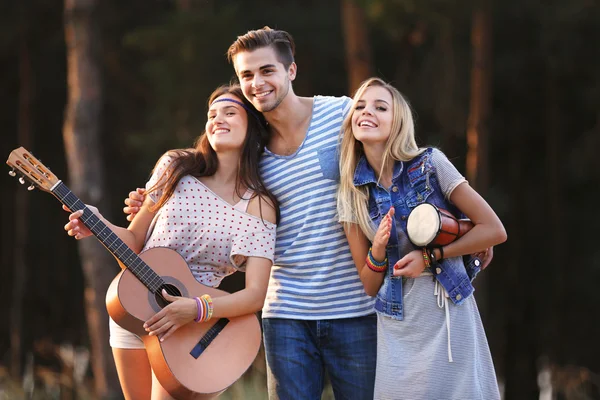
[260,95,376,320]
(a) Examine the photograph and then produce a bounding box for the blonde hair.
[337,77,424,240]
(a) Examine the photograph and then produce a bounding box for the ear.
[288,62,297,81]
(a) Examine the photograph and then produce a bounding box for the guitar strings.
[55,184,184,304]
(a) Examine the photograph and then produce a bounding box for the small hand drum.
[406,203,474,247]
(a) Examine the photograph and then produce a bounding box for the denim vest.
[353,148,481,320]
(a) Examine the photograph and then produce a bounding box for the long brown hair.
[148,84,279,223]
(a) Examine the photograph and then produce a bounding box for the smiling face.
[205,94,249,153]
[351,85,394,145]
[233,46,296,113]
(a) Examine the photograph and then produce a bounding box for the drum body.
[406,203,473,247]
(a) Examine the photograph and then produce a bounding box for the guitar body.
[106,247,262,399]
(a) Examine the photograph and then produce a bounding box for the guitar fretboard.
[53,181,165,293]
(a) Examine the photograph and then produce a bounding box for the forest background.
[1,0,599,399]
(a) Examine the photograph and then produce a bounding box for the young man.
[227,28,377,399]
[126,27,377,399]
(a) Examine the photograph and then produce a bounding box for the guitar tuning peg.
[19,176,26,184]
[8,170,16,177]
[27,184,35,191]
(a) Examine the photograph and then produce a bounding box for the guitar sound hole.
[155,284,182,308]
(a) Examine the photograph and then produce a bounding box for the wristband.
[366,247,388,273]
[200,294,214,322]
[194,297,202,323]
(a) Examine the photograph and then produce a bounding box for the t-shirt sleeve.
[337,213,357,224]
[229,224,276,271]
[145,154,174,204]
[341,95,353,120]
[337,200,358,224]
[430,148,467,200]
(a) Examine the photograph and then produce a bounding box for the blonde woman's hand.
[63,204,99,240]
[393,249,427,278]
[371,206,395,260]
[143,290,197,342]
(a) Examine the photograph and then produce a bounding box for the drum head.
[407,203,440,247]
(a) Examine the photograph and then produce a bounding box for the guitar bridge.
[189,318,230,359]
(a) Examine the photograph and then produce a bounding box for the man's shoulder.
[312,95,352,121]
[313,94,351,105]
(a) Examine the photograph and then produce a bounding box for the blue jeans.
[263,315,377,400]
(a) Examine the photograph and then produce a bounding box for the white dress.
[373,150,500,400]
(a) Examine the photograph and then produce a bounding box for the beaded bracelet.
[368,247,387,267]
[366,247,388,273]
[422,248,431,269]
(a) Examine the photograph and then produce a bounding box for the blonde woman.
[337,77,507,399]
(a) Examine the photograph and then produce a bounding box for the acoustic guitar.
[7,147,262,399]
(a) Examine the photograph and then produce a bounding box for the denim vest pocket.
[405,183,434,208]
[368,202,381,222]
[317,145,340,181]
[407,154,432,185]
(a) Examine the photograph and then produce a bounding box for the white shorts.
[109,317,144,349]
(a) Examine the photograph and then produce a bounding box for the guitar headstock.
[6,147,59,193]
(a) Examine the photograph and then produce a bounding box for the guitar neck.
[51,181,164,293]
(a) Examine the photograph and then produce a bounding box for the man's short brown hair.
[227,26,296,70]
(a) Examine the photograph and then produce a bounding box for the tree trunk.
[10,11,34,380]
[466,1,492,328]
[341,0,373,94]
[63,0,121,397]
[466,5,492,192]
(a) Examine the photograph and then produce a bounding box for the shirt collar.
[353,155,404,186]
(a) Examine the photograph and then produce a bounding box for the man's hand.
[124,188,146,221]
[473,246,494,270]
